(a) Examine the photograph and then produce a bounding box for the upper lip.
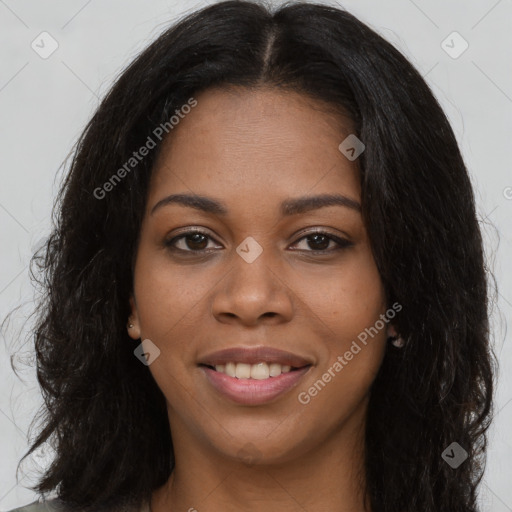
[198,346,313,368]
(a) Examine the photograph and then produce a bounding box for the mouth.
[197,346,313,405]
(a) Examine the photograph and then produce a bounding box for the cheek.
[133,247,217,338]
[293,248,386,343]
[295,275,387,425]
[293,249,387,399]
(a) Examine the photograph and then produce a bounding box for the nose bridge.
[211,235,293,323]
[230,235,280,296]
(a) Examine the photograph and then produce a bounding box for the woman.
[8,1,495,511]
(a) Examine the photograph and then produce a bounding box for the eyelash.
[164,228,353,256]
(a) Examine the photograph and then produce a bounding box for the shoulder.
[6,499,150,512]
[5,499,70,512]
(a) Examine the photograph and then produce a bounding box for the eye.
[164,228,353,255]
[164,228,220,253]
[290,230,353,253]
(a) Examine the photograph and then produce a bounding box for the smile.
[200,363,312,405]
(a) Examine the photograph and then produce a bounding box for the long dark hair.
[11,1,495,511]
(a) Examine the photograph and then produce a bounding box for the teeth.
[269,363,283,377]
[214,362,293,379]
[235,363,251,379]
[251,362,269,380]
[225,362,236,377]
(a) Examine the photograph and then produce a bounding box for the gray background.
[0,0,511,510]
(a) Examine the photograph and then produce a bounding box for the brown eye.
[164,229,219,253]
[164,228,353,256]
[290,231,353,253]
[305,233,331,251]
[181,233,209,251]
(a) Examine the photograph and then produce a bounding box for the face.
[128,86,389,465]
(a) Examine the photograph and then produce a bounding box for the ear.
[127,294,141,340]
[386,323,398,339]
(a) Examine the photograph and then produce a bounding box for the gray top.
[6,501,68,512]
[6,499,151,512]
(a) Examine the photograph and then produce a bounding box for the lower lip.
[200,365,311,405]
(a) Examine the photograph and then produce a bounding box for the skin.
[128,86,392,512]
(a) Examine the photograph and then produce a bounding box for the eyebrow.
[150,192,361,216]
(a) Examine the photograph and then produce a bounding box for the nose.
[210,245,294,327]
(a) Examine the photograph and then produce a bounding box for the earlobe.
[127,295,141,340]
[386,323,405,348]
[386,323,398,339]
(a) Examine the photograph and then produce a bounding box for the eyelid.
[292,226,353,243]
[288,229,353,253]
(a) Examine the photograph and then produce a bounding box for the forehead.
[148,86,360,209]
